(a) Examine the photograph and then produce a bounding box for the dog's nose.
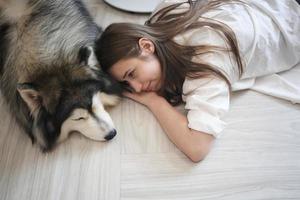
[104,129,117,141]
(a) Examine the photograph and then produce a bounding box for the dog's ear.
[99,75,123,95]
[78,46,100,71]
[17,83,42,115]
[100,74,133,94]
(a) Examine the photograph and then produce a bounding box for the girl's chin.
[149,81,158,92]
[154,80,162,91]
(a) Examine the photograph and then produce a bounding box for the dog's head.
[16,47,122,151]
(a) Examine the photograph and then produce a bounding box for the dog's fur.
[0,0,122,151]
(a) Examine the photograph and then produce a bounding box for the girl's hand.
[123,91,163,107]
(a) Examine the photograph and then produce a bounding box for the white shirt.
[153,0,300,137]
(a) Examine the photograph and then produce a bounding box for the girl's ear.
[138,38,155,55]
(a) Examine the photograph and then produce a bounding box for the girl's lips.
[145,81,152,91]
[147,80,161,92]
[143,80,159,92]
[141,81,150,92]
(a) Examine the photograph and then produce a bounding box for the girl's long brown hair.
[96,0,244,105]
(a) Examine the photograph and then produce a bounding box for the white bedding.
[251,63,300,104]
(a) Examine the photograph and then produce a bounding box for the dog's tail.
[0,0,32,22]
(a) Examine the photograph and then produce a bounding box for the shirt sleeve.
[178,27,232,138]
[182,76,230,138]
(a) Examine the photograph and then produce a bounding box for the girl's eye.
[128,70,135,79]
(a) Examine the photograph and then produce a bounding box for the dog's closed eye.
[72,117,86,121]
[71,109,89,121]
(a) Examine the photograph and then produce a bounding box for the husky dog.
[0,0,122,151]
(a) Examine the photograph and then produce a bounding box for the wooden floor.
[1,1,300,199]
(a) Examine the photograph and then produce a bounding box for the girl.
[95,0,300,162]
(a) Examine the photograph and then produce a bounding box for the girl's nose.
[128,80,142,93]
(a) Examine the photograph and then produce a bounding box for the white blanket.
[251,63,300,104]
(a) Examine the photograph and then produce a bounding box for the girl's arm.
[124,92,214,163]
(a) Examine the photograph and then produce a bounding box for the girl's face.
[108,38,162,93]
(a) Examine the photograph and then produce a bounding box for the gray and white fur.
[0,0,122,151]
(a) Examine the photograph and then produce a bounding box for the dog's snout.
[104,129,117,141]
